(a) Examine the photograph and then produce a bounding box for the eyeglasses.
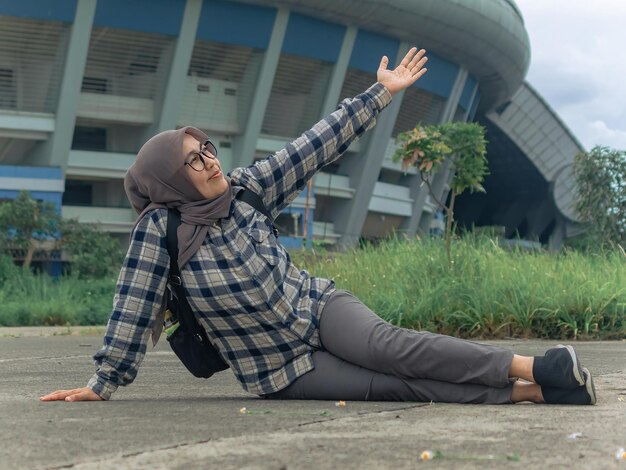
[185,139,218,172]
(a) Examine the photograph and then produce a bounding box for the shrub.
[573,145,626,249]
[0,254,19,285]
[60,219,124,278]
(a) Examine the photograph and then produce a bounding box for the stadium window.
[82,76,108,94]
[72,127,107,151]
[0,68,16,109]
[128,54,159,76]
[62,180,93,206]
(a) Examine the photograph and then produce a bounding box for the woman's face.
[182,134,229,200]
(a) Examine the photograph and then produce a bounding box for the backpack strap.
[166,208,204,336]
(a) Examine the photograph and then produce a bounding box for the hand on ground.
[377,47,428,96]
[40,387,103,402]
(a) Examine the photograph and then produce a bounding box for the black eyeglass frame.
[185,139,218,172]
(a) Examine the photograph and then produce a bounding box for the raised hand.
[377,47,428,96]
[40,387,103,402]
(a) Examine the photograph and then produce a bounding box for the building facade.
[0,0,582,250]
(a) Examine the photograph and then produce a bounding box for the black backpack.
[164,189,275,378]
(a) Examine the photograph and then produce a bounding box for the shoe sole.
[556,344,585,387]
[583,367,597,405]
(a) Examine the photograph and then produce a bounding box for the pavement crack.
[0,354,91,363]
[293,403,431,429]
[48,439,219,469]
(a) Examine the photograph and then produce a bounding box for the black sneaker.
[542,368,596,405]
[533,344,585,389]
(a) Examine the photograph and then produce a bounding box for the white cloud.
[516,0,626,150]
[586,120,626,149]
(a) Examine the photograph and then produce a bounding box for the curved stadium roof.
[486,82,585,222]
[239,0,531,113]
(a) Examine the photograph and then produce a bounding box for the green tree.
[59,219,123,278]
[572,145,626,248]
[0,190,61,269]
[393,122,488,264]
[0,191,123,277]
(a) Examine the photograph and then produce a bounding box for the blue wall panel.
[0,166,63,207]
[413,53,458,99]
[0,0,77,22]
[349,30,399,74]
[197,0,276,49]
[0,165,63,179]
[350,30,458,99]
[94,0,185,36]
[458,74,477,110]
[282,13,345,63]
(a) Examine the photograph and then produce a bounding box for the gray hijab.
[124,126,242,344]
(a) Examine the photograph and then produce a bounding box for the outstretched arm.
[40,210,170,402]
[230,48,428,218]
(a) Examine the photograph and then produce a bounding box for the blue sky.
[516,0,626,151]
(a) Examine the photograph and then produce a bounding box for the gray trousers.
[268,290,515,404]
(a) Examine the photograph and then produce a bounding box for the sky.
[515,0,626,151]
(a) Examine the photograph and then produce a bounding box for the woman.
[41,48,595,405]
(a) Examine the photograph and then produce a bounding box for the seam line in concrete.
[47,403,433,469]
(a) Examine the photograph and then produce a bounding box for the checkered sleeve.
[230,82,392,218]
[87,210,169,400]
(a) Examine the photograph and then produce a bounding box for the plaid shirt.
[88,83,392,399]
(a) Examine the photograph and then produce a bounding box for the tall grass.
[0,270,115,327]
[1,236,624,339]
[292,236,626,339]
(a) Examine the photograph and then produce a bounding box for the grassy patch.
[1,236,624,339]
[291,236,625,339]
[0,273,115,327]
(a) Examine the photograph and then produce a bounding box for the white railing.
[66,151,136,179]
[77,92,154,124]
[62,205,136,233]
[369,181,413,217]
[313,173,354,199]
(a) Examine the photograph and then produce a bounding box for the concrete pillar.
[319,26,357,117]
[416,159,452,235]
[494,198,533,237]
[334,42,411,249]
[27,0,97,170]
[526,197,556,239]
[230,8,289,169]
[142,0,202,138]
[462,81,479,122]
[548,215,566,251]
[400,175,432,238]
[407,80,480,238]
[235,54,264,141]
[438,69,468,124]
[414,68,468,235]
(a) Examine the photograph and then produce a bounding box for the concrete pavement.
[1,329,624,469]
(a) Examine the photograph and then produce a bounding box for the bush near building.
[573,145,626,249]
[0,191,122,277]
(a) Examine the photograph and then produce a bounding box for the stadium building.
[0,0,584,256]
